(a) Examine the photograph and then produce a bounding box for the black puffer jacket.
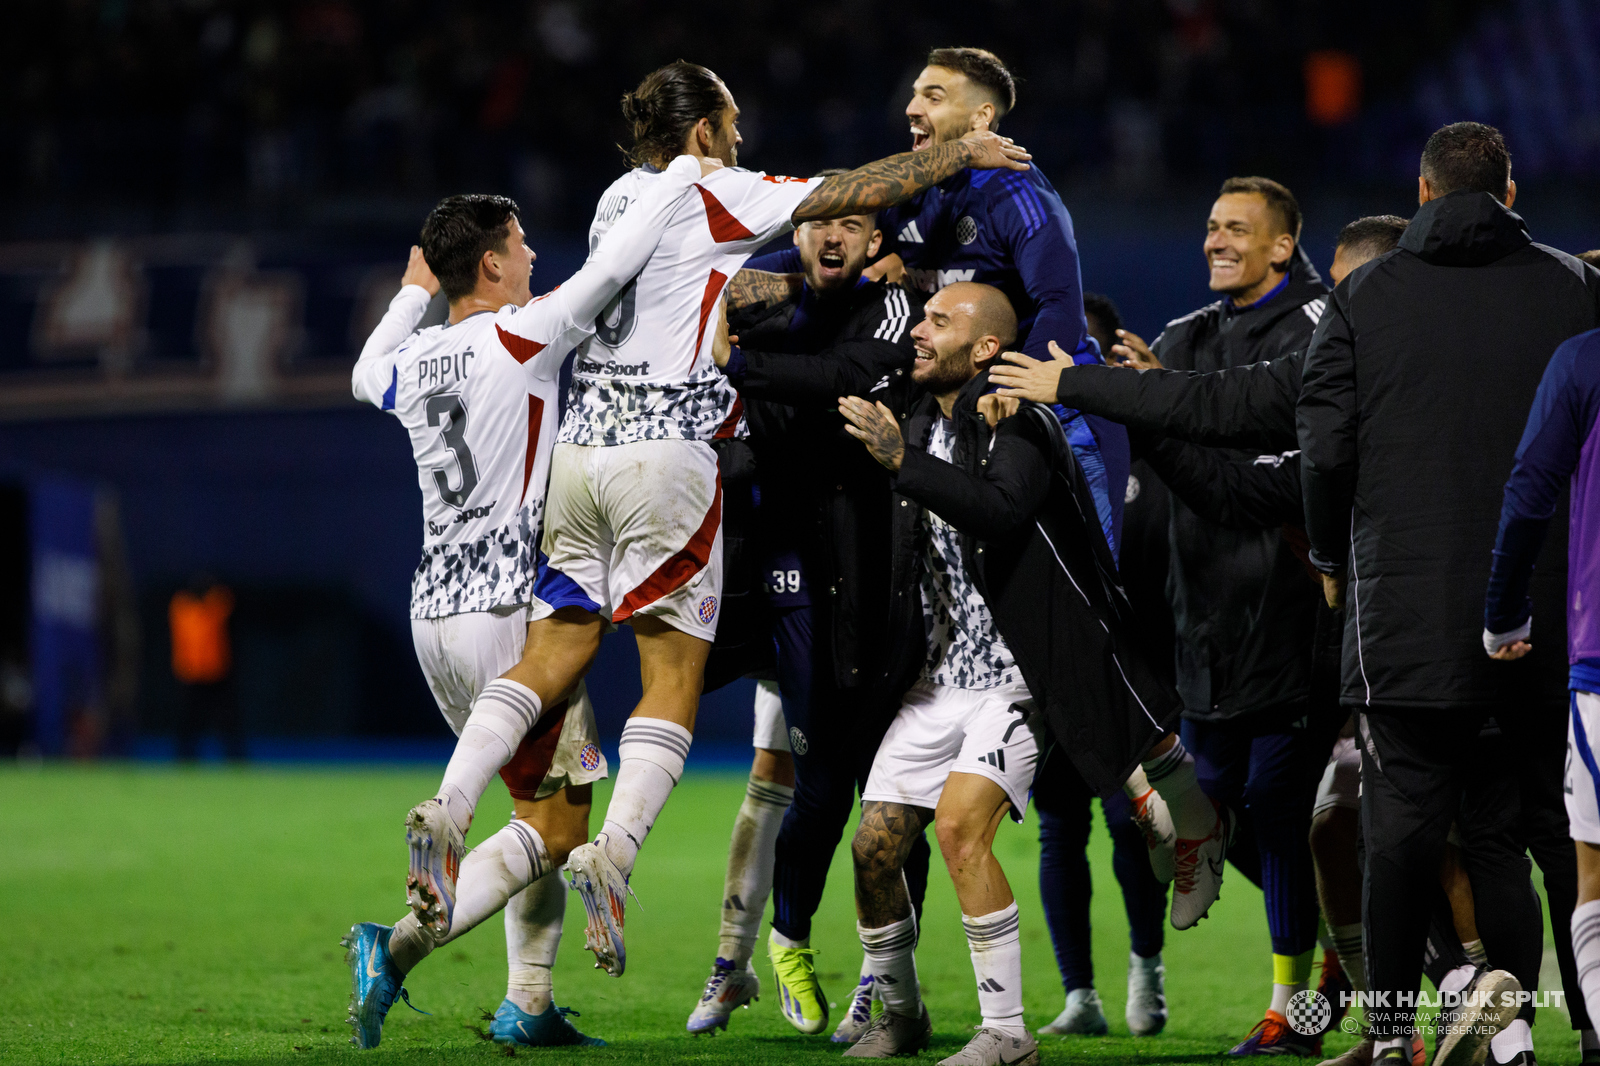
[1150,248,1328,722]
[1299,191,1600,711]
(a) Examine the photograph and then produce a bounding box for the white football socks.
[388,819,553,974]
[1330,922,1368,992]
[598,716,692,878]
[859,915,921,1019]
[1574,900,1600,1041]
[717,774,793,967]
[436,679,543,835]
[1489,1018,1533,1062]
[963,902,1025,1037]
[1462,938,1489,968]
[506,872,565,1016]
[1142,736,1216,839]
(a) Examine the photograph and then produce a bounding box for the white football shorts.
[411,606,607,800]
[533,439,725,642]
[863,678,1043,822]
[1314,734,1362,817]
[1565,689,1600,845]
[753,678,789,751]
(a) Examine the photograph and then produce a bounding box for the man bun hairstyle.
[1219,176,1303,243]
[1421,121,1511,200]
[1336,215,1409,261]
[621,60,728,169]
[420,194,520,302]
[926,47,1016,126]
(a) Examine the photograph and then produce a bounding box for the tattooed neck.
[793,141,976,223]
[726,269,799,313]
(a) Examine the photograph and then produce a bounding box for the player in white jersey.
[340,158,704,1051]
[412,58,1032,983]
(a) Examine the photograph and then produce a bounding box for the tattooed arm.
[792,129,1030,223]
[726,268,802,313]
[837,397,907,472]
[850,801,932,926]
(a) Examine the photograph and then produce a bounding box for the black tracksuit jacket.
[718,278,923,689]
[1299,191,1600,711]
[1144,248,1328,722]
[727,345,1180,794]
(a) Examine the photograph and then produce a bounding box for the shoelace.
[772,946,822,985]
[397,987,430,1016]
[1240,1013,1287,1045]
[1129,789,1164,849]
[1170,837,1201,893]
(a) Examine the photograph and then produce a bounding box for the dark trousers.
[769,605,929,941]
[175,678,244,761]
[1182,708,1338,957]
[1033,747,1167,992]
[1361,709,1544,1037]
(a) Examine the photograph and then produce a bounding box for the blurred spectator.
[169,574,242,761]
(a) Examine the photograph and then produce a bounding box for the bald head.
[909,282,1019,401]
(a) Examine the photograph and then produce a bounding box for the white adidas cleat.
[566,842,632,977]
[404,799,465,937]
[1125,953,1168,1036]
[686,960,760,1033]
[1170,800,1231,930]
[938,1026,1040,1065]
[1128,783,1176,883]
[1038,987,1108,1036]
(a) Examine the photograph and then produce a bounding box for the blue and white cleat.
[490,998,606,1047]
[832,974,879,1044]
[341,922,423,1049]
[687,958,761,1033]
[405,799,465,936]
[566,842,633,977]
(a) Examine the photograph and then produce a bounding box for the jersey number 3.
[426,393,479,508]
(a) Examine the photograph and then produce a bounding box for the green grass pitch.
[2,765,1582,1065]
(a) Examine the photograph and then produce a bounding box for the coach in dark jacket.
[1298,122,1600,1055]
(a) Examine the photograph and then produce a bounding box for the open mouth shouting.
[816,250,847,282]
[909,122,934,151]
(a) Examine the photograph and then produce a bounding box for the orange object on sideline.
[170,586,234,683]
[1305,50,1362,127]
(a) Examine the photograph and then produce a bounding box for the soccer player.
[341,159,704,1050]
[716,282,1221,1065]
[1485,328,1600,1066]
[688,192,929,1038]
[404,59,1033,983]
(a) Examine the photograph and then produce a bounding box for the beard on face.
[912,338,976,394]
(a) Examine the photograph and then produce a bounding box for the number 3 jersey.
[559,164,825,447]
[354,287,584,619]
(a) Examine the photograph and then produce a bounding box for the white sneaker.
[938,1027,1040,1066]
[1170,800,1230,930]
[832,975,878,1044]
[1038,988,1108,1036]
[404,799,466,937]
[1125,953,1168,1036]
[1128,784,1176,883]
[686,960,760,1033]
[566,842,632,977]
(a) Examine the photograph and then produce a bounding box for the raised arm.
[993,345,1302,452]
[352,246,436,406]
[1141,436,1303,531]
[792,129,1029,223]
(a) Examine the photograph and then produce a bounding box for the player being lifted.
[342,157,704,1050]
[402,59,1032,981]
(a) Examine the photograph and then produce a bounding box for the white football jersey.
[353,156,703,617]
[560,164,824,446]
[354,288,582,618]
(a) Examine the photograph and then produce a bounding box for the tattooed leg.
[851,801,932,926]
